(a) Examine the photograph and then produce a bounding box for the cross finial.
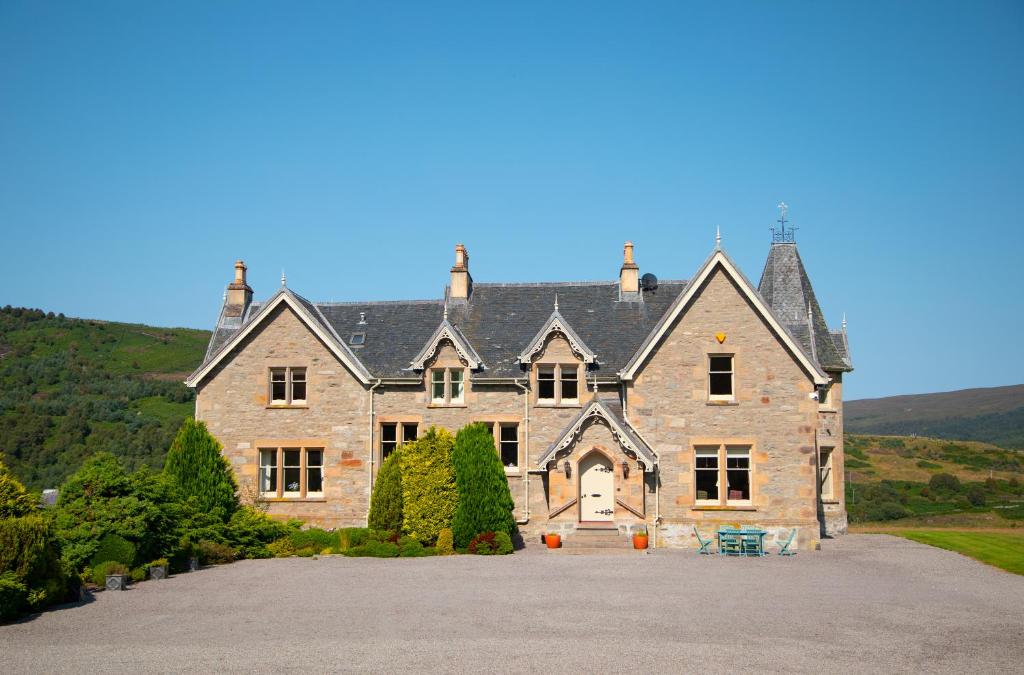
[715,225,721,250]
[771,201,797,243]
[554,293,559,312]
[281,269,286,287]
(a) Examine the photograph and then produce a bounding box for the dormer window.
[430,368,465,406]
[269,367,307,406]
[536,363,581,406]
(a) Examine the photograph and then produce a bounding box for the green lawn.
[890,530,1024,575]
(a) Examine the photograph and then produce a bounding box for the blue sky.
[1,1,1022,400]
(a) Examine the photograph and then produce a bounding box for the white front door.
[579,452,615,521]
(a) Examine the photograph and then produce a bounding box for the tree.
[163,418,238,520]
[0,458,37,518]
[368,450,403,533]
[451,423,516,549]
[400,427,457,544]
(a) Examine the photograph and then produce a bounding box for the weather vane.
[770,201,797,243]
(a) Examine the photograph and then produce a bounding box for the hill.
[846,384,1024,450]
[0,306,209,489]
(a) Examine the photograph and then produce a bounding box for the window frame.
[708,354,735,402]
[819,447,834,500]
[692,443,754,507]
[379,421,419,462]
[535,362,582,406]
[257,445,325,499]
[268,366,308,407]
[428,368,466,406]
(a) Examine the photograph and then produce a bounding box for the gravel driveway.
[2,534,1022,673]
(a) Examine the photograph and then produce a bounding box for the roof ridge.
[316,299,443,307]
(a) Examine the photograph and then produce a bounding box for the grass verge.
[879,529,1024,575]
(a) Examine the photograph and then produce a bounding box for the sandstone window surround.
[429,368,465,406]
[379,421,419,461]
[707,354,734,402]
[818,383,836,412]
[258,446,323,500]
[819,447,835,501]
[477,420,521,473]
[693,444,752,508]
[535,363,581,406]
[268,367,307,407]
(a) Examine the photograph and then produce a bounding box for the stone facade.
[190,239,851,549]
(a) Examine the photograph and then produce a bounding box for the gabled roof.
[409,314,484,370]
[758,242,851,372]
[537,396,657,472]
[185,287,373,387]
[517,307,597,365]
[619,248,830,385]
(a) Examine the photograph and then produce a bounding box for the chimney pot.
[620,241,639,297]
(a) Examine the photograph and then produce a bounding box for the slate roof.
[758,243,852,372]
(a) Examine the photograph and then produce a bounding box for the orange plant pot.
[633,534,649,550]
[545,534,561,549]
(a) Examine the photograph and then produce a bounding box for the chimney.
[620,241,639,297]
[450,243,472,301]
[225,259,253,317]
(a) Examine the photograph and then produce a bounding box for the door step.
[550,547,645,555]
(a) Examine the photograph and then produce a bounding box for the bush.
[129,567,146,583]
[400,427,458,544]
[54,453,179,572]
[225,507,293,559]
[338,527,370,550]
[0,459,37,518]
[163,418,238,521]
[916,460,941,470]
[91,561,128,586]
[435,528,454,556]
[149,558,169,568]
[266,538,296,557]
[929,473,961,493]
[398,536,429,557]
[196,540,234,565]
[967,486,987,507]
[0,515,67,612]
[369,450,403,534]
[0,572,28,620]
[493,531,513,555]
[343,541,400,558]
[451,423,516,549]
[863,501,911,522]
[288,528,339,552]
[90,533,137,568]
[468,532,497,555]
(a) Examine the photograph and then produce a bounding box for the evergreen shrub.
[368,450,403,534]
[196,540,234,565]
[400,427,457,544]
[163,418,238,520]
[0,572,27,620]
[91,561,128,586]
[451,423,515,549]
[435,528,454,556]
[225,507,293,559]
[0,459,37,518]
[90,534,137,568]
[0,515,67,611]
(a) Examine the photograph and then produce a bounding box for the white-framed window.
[708,355,734,401]
[380,422,419,461]
[694,446,719,503]
[429,368,465,406]
[269,367,307,406]
[482,422,520,472]
[693,444,753,506]
[819,447,834,500]
[258,446,324,498]
[536,363,581,405]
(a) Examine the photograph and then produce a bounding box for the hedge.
[451,423,516,549]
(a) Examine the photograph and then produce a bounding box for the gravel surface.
[2,534,1022,673]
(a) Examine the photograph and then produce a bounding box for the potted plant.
[148,558,169,580]
[632,528,649,550]
[545,532,561,549]
[103,563,130,591]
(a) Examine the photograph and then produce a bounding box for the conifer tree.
[368,450,403,533]
[451,423,515,549]
[0,457,37,519]
[163,418,237,520]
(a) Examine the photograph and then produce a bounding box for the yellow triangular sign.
[715,332,727,344]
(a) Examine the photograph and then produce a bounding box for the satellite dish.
[641,273,658,291]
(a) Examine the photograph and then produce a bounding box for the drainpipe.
[367,378,382,526]
[622,379,659,548]
[514,378,530,525]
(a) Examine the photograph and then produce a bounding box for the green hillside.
[0,306,209,489]
[846,385,1024,450]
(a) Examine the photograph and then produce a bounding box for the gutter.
[367,378,382,526]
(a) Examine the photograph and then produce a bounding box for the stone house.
[186,227,852,550]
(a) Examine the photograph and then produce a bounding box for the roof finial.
[842,312,847,332]
[222,289,227,303]
[715,225,721,250]
[807,301,813,320]
[443,303,448,322]
[770,201,797,243]
[592,374,599,397]
[554,293,559,312]
[281,269,286,287]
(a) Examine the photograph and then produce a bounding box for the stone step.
[562,537,627,547]
[550,547,646,555]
